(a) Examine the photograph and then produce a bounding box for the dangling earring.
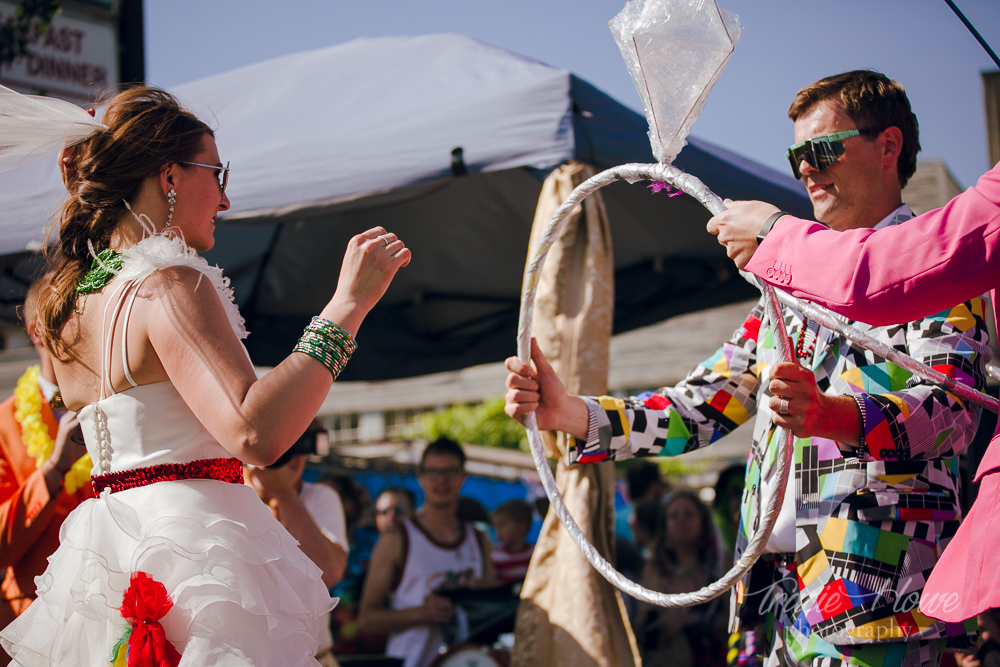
[166,189,177,228]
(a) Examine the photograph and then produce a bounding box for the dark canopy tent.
[0,34,810,379]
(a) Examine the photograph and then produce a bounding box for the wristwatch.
[756,211,790,245]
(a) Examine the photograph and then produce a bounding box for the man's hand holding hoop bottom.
[504,338,589,440]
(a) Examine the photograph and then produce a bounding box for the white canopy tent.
[0,34,810,378]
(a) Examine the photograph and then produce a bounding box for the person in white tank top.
[359,438,496,667]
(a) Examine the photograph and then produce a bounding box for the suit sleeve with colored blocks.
[851,297,991,463]
[569,302,766,464]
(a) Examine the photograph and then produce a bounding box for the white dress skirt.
[0,235,336,666]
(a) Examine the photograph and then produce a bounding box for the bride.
[0,86,409,666]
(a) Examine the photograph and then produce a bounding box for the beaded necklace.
[795,318,818,360]
[76,248,123,295]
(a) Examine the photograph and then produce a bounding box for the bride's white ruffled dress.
[0,235,336,666]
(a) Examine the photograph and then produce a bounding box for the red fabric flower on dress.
[118,572,182,667]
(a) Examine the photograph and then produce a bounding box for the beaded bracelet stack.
[293,316,358,379]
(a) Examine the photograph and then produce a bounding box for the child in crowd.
[491,499,535,584]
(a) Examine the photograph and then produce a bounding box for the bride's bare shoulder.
[129,266,229,322]
[138,264,218,294]
[140,267,235,344]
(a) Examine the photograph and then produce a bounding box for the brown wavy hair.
[788,70,920,188]
[38,86,212,360]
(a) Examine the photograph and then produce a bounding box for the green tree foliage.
[0,0,61,67]
[414,398,528,451]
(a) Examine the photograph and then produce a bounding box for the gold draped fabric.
[511,161,641,667]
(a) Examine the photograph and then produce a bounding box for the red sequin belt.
[91,458,243,494]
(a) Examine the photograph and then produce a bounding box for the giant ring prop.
[517,163,795,607]
[517,162,999,608]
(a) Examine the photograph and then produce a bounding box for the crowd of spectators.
[234,439,748,666]
[617,462,740,667]
[255,442,751,667]
[259,440,1000,667]
[286,438,535,667]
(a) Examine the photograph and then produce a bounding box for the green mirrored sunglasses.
[786,127,884,179]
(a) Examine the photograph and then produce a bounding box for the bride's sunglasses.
[178,160,230,192]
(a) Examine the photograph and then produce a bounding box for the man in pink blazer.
[708,84,1000,628]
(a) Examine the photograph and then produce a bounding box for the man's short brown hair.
[789,70,920,188]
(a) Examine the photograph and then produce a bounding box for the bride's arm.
[146,227,409,465]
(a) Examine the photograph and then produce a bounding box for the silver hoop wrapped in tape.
[518,163,797,607]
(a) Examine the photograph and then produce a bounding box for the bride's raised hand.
[326,227,411,332]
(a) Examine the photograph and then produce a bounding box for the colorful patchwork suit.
[745,162,1000,625]
[571,208,990,665]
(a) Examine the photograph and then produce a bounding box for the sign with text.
[0,2,118,103]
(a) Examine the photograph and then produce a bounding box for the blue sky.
[145,0,1000,190]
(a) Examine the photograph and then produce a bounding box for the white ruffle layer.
[0,480,335,666]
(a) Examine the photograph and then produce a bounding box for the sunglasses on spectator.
[178,160,230,192]
[786,127,884,179]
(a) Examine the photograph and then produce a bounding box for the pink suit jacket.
[746,161,1000,623]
